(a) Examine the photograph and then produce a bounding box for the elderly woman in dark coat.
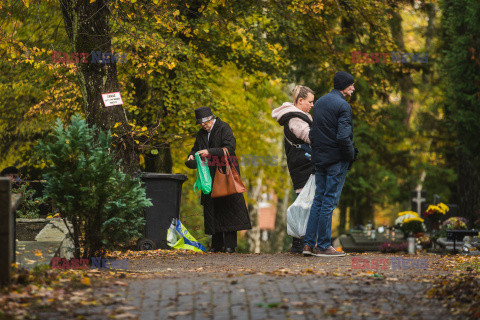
[186,107,251,253]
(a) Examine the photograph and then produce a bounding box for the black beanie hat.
[195,107,215,124]
[333,71,355,91]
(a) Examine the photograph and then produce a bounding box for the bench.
[446,229,480,252]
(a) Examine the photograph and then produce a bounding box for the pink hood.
[271,102,311,122]
[272,101,312,145]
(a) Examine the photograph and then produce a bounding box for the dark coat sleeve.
[188,133,201,157]
[336,103,355,162]
[208,123,236,158]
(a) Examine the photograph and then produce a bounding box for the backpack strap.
[284,135,303,149]
[278,112,312,147]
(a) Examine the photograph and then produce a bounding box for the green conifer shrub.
[37,115,151,258]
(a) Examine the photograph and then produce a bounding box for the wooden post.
[0,178,12,285]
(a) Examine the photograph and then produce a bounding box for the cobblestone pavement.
[34,252,462,320]
[117,274,460,320]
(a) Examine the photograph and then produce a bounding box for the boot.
[290,237,304,254]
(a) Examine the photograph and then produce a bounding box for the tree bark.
[388,9,415,126]
[59,0,139,174]
[246,173,263,253]
[457,152,480,228]
[423,3,436,83]
[350,196,374,227]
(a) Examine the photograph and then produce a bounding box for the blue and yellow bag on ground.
[193,152,212,194]
[167,218,206,252]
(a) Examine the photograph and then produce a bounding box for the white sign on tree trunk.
[101,92,123,107]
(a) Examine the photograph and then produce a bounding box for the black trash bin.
[138,173,188,250]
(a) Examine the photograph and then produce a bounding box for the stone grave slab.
[340,231,406,252]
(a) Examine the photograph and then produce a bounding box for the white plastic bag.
[287,174,316,238]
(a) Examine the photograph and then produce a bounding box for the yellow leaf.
[81,277,91,286]
[90,0,96,3]
[114,122,122,129]
[173,9,180,16]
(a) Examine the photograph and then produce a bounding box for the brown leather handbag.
[211,147,246,198]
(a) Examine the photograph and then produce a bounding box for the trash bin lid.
[141,173,188,181]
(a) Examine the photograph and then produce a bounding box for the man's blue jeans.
[304,161,349,250]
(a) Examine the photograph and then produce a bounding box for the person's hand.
[198,149,209,156]
[188,155,194,161]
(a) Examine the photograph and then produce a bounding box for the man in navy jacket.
[303,71,357,257]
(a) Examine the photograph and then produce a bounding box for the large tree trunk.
[350,196,374,227]
[457,152,480,228]
[388,9,415,126]
[423,3,436,83]
[59,0,138,174]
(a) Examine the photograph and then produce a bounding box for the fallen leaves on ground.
[3,252,480,319]
[105,248,205,261]
[427,265,480,319]
[0,264,140,319]
[436,255,480,272]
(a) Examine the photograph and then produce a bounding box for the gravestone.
[411,190,426,216]
[339,230,406,252]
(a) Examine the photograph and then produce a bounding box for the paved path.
[123,251,452,280]
[120,273,456,320]
[33,252,463,320]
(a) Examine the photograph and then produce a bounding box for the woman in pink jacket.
[272,85,315,253]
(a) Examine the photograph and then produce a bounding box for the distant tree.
[440,0,480,226]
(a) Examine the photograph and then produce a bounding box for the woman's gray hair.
[292,85,314,105]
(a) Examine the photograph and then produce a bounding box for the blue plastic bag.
[167,218,206,252]
[193,152,212,194]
